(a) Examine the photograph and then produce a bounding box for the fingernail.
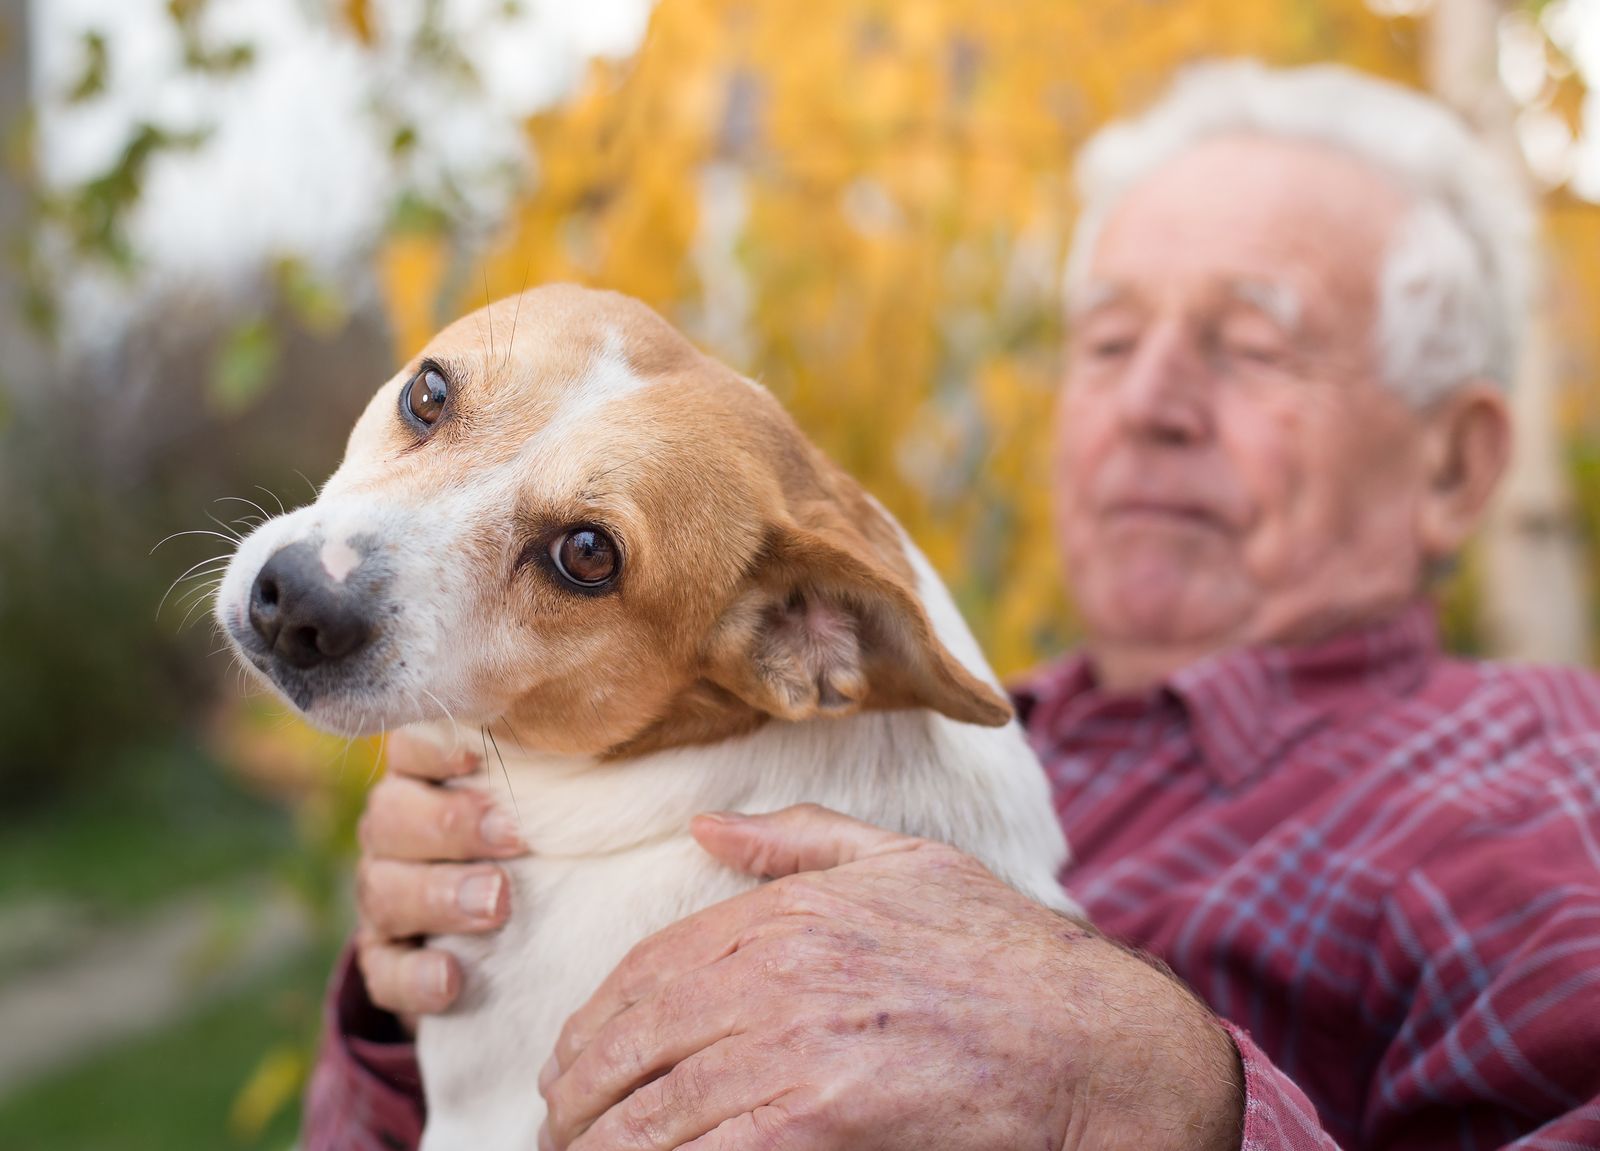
[457,872,505,920]
[538,1052,559,1093]
[537,1121,555,1151]
[448,750,482,774]
[415,952,451,1003]
[698,810,744,825]
[480,809,524,850]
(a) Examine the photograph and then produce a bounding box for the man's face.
[1055,135,1436,665]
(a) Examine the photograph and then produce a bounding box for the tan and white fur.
[215,285,1074,1150]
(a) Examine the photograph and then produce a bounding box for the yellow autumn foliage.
[379,0,1599,673]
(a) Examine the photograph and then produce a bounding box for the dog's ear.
[702,519,1013,728]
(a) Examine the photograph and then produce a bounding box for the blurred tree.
[1428,0,1591,665]
[379,0,1599,673]
[417,0,1424,674]
[0,0,43,412]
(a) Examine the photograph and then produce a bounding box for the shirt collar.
[1012,601,1441,788]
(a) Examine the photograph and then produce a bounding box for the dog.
[216,284,1075,1150]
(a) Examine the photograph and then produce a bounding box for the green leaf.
[209,319,278,416]
[66,31,109,104]
[272,258,349,336]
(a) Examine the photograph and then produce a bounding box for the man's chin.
[1079,566,1253,652]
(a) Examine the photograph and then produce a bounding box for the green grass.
[0,740,359,1149]
[0,945,338,1151]
[0,742,295,916]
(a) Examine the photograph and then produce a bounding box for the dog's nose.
[249,542,374,669]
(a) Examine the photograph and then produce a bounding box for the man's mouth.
[1101,498,1231,533]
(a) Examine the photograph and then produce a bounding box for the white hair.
[1066,60,1535,405]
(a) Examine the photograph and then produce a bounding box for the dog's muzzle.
[248,540,377,670]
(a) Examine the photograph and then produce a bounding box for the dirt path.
[0,881,312,1097]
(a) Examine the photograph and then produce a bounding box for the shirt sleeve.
[302,946,426,1151]
[1220,1021,1344,1151]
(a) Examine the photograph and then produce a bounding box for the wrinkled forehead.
[1081,135,1410,326]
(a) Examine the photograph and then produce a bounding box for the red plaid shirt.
[305,602,1600,1150]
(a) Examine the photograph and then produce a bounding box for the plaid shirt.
[305,603,1600,1150]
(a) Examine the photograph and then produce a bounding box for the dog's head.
[216,284,1010,756]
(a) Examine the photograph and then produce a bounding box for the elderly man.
[306,62,1600,1150]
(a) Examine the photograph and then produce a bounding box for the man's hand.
[354,733,528,1020]
[539,805,1242,1151]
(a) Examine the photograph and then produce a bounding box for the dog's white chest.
[416,837,757,1151]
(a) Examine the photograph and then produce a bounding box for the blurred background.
[0,0,1596,1146]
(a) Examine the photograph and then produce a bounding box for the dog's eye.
[404,367,449,427]
[550,527,620,588]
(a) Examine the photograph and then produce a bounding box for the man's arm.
[303,948,427,1151]
[539,801,1600,1151]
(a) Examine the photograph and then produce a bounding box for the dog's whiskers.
[292,469,321,502]
[484,724,520,823]
[215,494,274,523]
[331,715,363,780]
[205,509,245,542]
[178,580,225,632]
[150,529,241,554]
[497,716,530,759]
[587,449,663,485]
[156,554,233,620]
[420,686,462,753]
[482,265,497,367]
[255,484,288,517]
[502,254,532,376]
[174,576,225,614]
[370,722,389,787]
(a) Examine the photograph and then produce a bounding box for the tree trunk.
[0,0,44,402]
[1427,0,1592,665]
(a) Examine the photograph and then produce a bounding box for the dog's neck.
[416,704,973,858]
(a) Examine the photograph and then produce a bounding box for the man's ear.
[702,522,1013,728]
[1417,382,1512,561]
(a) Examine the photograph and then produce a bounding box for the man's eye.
[1224,343,1288,369]
[1087,337,1136,360]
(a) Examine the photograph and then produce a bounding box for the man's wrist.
[1061,937,1244,1151]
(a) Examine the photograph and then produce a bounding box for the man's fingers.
[385,731,482,781]
[357,859,511,940]
[356,937,462,1016]
[559,1036,784,1151]
[676,1103,810,1151]
[548,884,782,1079]
[359,776,526,861]
[547,806,922,1098]
[542,955,748,1146]
[690,803,923,879]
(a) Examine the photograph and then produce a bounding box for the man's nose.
[1116,323,1213,445]
[249,541,375,669]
